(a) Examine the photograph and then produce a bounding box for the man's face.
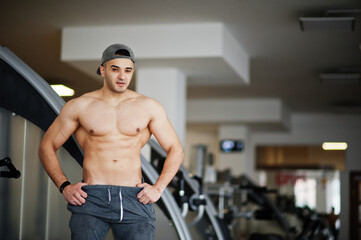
[100,58,135,93]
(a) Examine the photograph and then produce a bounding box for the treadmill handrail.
[148,138,167,157]
[0,45,84,161]
[0,46,64,114]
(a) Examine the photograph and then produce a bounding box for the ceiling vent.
[319,73,361,85]
[299,9,360,31]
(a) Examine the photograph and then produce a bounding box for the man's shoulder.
[62,91,99,111]
[132,92,162,108]
[130,93,166,119]
[72,91,100,103]
[79,90,101,102]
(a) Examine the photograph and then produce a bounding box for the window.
[294,178,316,209]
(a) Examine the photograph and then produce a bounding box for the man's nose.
[118,70,126,79]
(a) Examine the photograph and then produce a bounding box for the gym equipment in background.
[0,157,20,179]
[147,139,231,240]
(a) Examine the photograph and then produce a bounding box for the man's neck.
[99,88,130,106]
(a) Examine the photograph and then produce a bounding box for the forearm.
[38,146,68,188]
[154,146,184,192]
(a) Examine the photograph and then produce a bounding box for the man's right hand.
[62,182,88,205]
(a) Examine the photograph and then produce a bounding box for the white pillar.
[136,68,186,145]
[218,125,252,176]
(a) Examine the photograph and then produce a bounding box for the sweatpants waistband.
[67,185,156,224]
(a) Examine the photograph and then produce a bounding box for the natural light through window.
[327,173,340,214]
[294,171,340,214]
[294,178,316,209]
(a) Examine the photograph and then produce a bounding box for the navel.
[113,159,123,168]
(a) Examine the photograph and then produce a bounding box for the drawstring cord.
[119,190,123,222]
[107,188,124,222]
[107,189,111,204]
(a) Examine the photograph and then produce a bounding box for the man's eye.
[125,70,132,73]
[112,68,119,71]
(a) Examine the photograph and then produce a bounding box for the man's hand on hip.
[63,182,88,205]
[136,182,162,204]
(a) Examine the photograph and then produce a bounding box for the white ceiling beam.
[61,23,250,85]
[187,98,291,130]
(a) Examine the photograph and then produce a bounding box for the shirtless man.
[38,44,184,239]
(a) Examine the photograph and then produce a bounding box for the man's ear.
[99,65,105,77]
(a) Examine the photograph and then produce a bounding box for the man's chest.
[78,103,150,136]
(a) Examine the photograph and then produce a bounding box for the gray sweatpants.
[67,185,156,240]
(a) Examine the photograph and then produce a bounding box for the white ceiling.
[1,0,360,113]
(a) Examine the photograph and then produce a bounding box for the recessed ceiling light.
[322,142,348,150]
[51,84,75,97]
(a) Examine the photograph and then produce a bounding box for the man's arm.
[38,99,88,205]
[137,99,184,204]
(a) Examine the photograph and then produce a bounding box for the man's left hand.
[136,182,162,204]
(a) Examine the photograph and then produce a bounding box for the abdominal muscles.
[80,133,146,186]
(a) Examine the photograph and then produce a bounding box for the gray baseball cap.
[96,43,135,75]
